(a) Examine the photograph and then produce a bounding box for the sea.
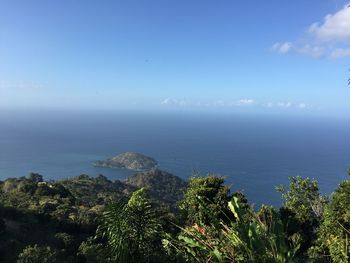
[0,109,349,207]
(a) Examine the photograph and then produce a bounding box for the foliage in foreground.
[164,180,302,263]
[0,169,349,262]
[309,177,350,262]
[96,188,166,262]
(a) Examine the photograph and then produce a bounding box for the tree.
[17,245,60,263]
[276,176,326,256]
[276,176,325,224]
[179,175,232,225]
[28,173,43,183]
[96,188,165,262]
[76,237,105,263]
[309,175,350,263]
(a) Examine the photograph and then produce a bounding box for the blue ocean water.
[0,109,349,206]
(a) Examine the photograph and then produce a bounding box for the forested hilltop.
[0,168,349,262]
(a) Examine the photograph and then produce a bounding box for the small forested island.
[93,152,158,171]
[0,168,350,263]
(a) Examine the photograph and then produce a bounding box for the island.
[93,152,158,171]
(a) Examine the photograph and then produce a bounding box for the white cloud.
[329,47,350,59]
[213,100,226,107]
[277,101,295,109]
[160,98,188,107]
[160,98,310,111]
[271,4,350,59]
[297,103,308,109]
[271,42,293,53]
[271,42,327,58]
[236,99,255,106]
[160,98,173,105]
[277,102,293,108]
[275,102,310,110]
[0,80,46,91]
[297,44,326,58]
[309,5,350,42]
[263,102,274,108]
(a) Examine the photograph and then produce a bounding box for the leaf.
[212,247,223,262]
[228,197,240,221]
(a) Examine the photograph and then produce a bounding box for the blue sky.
[1,0,350,114]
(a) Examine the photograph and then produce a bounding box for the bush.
[17,245,60,263]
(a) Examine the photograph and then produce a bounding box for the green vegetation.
[94,152,158,171]
[17,245,60,263]
[126,169,187,208]
[96,188,166,262]
[0,169,349,262]
[178,175,232,225]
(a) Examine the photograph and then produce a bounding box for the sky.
[0,0,350,115]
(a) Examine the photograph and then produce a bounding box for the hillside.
[0,171,186,262]
[125,169,187,207]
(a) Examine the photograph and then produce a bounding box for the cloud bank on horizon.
[160,98,311,111]
[272,3,350,59]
